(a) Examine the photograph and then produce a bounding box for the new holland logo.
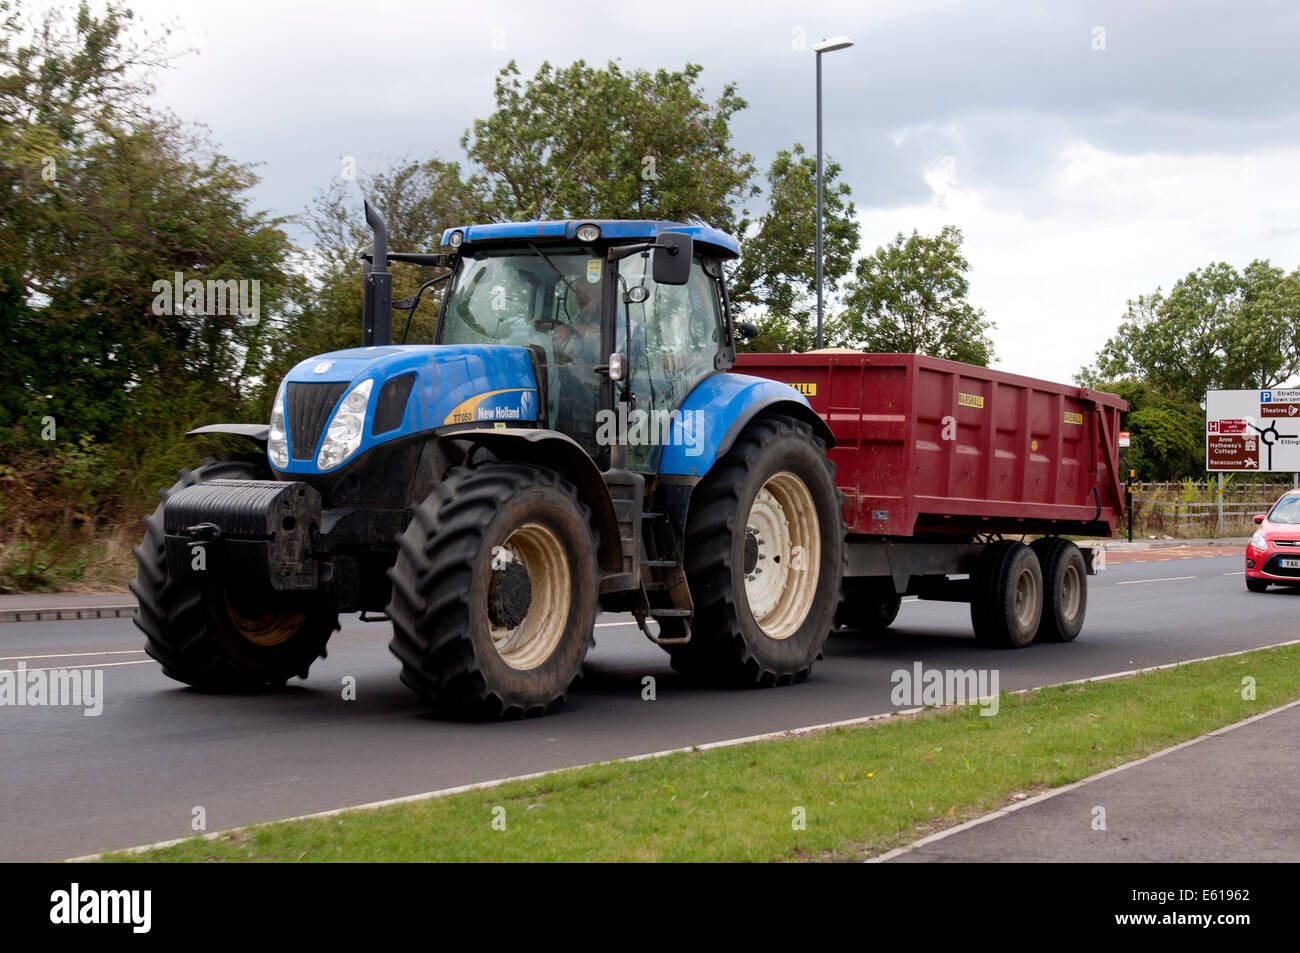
[790,382,817,397]
[957,392,984,409]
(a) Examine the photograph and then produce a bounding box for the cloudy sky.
[106,0,1300,383]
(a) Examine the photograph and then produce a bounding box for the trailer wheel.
[837,591,902,631]
[970,540,1042,648]
[667,415,844,685]
[131,454,340,690]
[1030,538,1087,642]
[387,464,598,719]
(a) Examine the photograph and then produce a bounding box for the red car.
[1245,489,1300,592]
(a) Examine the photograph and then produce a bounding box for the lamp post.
[812,35,853,350]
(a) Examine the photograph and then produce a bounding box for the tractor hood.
[269,343,539,474]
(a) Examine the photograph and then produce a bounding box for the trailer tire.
[667,415,844,685]
[970,540,1042,648]
[131,454,340,690]
[837,591,902,631]
[387,464,598,719]
[1030,537,1086,642]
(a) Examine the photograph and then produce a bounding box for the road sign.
[1205,389,1300,472]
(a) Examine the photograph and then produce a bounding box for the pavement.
[883,702,1300,863]
[3,540,1296,862]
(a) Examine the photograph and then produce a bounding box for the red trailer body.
[734,352,1128,538]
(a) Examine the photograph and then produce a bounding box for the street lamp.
[813,35,853,350]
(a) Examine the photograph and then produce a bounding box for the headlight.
[576,223,601,243]
[447,230,463,248]
[267,381,289,469]
[317,379,373,470]
[1250,532,1267,551]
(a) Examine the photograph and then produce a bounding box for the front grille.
[1273,539,1299,547]
[287,381,349,461]
[1263,554,1300,577]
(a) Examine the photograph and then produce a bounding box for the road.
[1,551,1296,861]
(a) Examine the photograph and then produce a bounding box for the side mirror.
[736,321,759,341]
[1255,514,1266,524]
[652,232,693,286]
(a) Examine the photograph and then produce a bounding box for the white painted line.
[1115,575,1197,585]
[595,620,638,628]
[1,660,153,675]
[0,650,145,662]
[870,698,1300,863]
[66,637,1300,863]
[1223,571,1245,576]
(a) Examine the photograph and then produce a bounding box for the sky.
[88,0,1300,384]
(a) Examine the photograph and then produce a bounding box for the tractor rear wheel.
[387,464,599,719]
[131,454,340,690]
[667,415,844,685]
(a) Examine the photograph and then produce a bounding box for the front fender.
[658,373,834,477]
[452,428,622,574]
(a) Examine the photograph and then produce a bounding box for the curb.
[0,604,135,624]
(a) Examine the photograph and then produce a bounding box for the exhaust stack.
[362,200,392,346]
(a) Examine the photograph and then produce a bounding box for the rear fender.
[658,373,834,477]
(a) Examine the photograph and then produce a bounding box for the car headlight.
[1250,532,1267,551]
[317,379,373,470]
[267,381,289,469]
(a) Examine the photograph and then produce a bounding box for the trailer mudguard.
[657,372,834,477]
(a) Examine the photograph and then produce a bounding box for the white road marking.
[0,650,145,662]
[1,660,153,675]
[1115,575,1197,585]
[1223,571,1245,576]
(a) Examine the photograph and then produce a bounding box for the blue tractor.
[132,205,843,717]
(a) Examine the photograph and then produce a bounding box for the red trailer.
[735,351,1128,647]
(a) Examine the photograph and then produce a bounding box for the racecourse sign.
[1205,389,1300,472]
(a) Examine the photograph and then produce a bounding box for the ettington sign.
[1205,389,1300,472]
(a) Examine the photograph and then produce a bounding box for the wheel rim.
[488,523,570,671]
[743,471,821,640]
[1060,563,1082,620]
[1013,567,1040,630]
[223,591,306,647]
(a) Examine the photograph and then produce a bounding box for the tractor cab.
[433,220,740,470]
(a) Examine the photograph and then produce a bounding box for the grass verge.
[96,643,1300,863]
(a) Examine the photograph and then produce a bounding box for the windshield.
[1269,495,1300,525]
[440,247,602,350]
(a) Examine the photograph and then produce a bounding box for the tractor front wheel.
[387,464,599,719]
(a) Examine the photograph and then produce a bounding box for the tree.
[462,60,757,229]
[729,145,859,353]
[1102,379,1203,479]
[291,157,485,363]
[1080,261,1300,399]
[1,2,296,520]
[836,226,996,364]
